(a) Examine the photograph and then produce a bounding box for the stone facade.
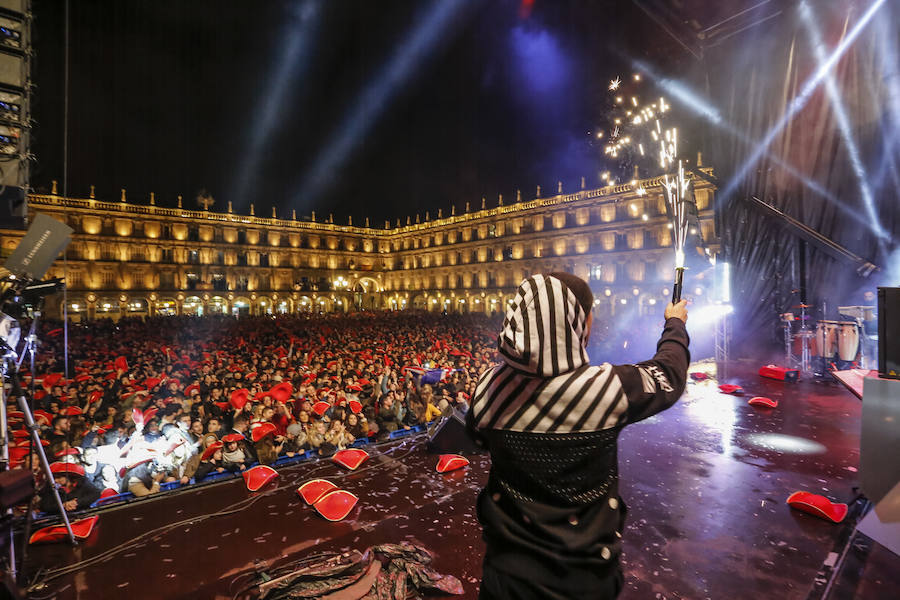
[0,170,717,320]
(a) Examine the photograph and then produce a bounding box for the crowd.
[7,312,500,516]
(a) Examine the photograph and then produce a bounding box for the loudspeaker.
[878,287,900,379]
[425,408,482,455]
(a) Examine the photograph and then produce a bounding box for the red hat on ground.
[221,433,244,443]
[786,491,848,523]
[436,454,470,473]
[242,465,279,492]
[718,384,744,395]
[50,461,85,477]
[200,441,224,461]
[230,388,251,410]
[332,448,369,471]
[297,479,338,505]
[313,489,358,521]
[251,422,277,442]
[748,396,778,408]
[29,515,99,545]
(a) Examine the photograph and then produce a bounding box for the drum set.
[781,304,877,374]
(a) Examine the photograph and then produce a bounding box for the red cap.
[786,491,848,523]
[114,356,129,372]
[718,384,744,395]
[8,410,24,420]
[230,388,251,410]
[242,465,279,492]
[251,422,277,442]
[748,396,778,408]
[184,384,200,396]
[313,489,358,521]
[348,399,362,414]
[269,382,293,404]
[64,406,83,416]
[75,374,92,383]
[312,401,330,417]
[221,433,244,443]
[33,410,52,424]
[332,448,369,471]
[297,479,338,505]
[245,371,258,381]
[436,454,469,473]
[200,440,223,461]
[144,377,162,389]
[55,448,80,457]
[50,461,85,477]
[41,373,63,391]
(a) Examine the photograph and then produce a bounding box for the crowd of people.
[8,312,500,516]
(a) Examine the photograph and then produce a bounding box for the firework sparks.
[609,76,621,91]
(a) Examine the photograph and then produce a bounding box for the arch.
[232,296,251,317]
[353,276,383,293]
[485,294,501,316]
[314,296,333,313]
[297,296,313,313]
[411,294,427,310]
[638,292,660,317]
[183,296,204,316]
[256,296,272,315]
[67,297,88,322]
[125,297,149,317]
[156,298,177,316]
[275,298,291,314]
[208,296,228,315]
[96,298,121,318]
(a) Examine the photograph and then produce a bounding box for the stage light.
[620,298,627,305]
[632,287,640,296]
[648,298,657,305]
[694,287,703,295]
[642,214,649,221]
[293,0,470,209]
[604,289,611,296]
[720,0,888,219]
[232,0,321,207]
[800,0,888,245]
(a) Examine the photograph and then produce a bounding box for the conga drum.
[815,321,839,358]
[837,321,859,362]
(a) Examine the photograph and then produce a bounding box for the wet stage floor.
[23,362,900,599]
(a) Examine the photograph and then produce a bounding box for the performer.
[468,273,689,599]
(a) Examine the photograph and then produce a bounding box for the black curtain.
[695,1,900,356]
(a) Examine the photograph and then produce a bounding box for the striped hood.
[498,274,589,377]
[473,274,627,434]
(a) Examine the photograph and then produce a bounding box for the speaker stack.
[0,0,30,229]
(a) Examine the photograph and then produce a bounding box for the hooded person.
[468,273,690,600]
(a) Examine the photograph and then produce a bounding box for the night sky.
[30,0,687,224]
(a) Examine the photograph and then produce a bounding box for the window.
[258,274,270,290]
[259,253,269,267]
[188,250,200,264]
[188,227,199,242]
[66,271,83,288]
[237,230,246,245]
[212,274,227,291]
[159,272,175,289]
[237,252,248,266]
[186,273,199,290]
[160,248,173,263]
[102,271,115,286]
[216,251,225,265]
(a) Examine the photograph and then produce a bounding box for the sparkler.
[593,74,695,303]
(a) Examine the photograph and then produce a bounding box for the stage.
[23,362,899,599]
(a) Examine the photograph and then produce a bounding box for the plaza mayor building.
[0,163,717,321]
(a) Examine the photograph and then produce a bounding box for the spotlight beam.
[719,0,888,217]
[799,1,888,245]
[292,0,471,212]
[631,59,880,233]
[232,0,321,207]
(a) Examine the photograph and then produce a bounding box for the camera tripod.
[0,318,75,583]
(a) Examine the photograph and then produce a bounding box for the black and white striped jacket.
[469,274,690,596]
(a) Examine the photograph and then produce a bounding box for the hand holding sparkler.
[665,299,688,324]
